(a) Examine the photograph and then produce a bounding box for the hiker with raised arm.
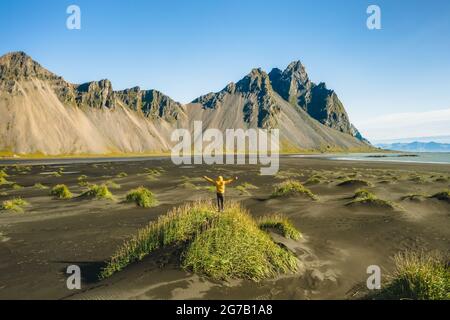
[203,175,238,212]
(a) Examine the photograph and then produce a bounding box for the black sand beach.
[0,157,449,299]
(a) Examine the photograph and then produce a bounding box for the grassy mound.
[33,183,48,190]
[1,198,29,212]
[105,180,121,190]
[100,201,299,281]
[0,169,8,178]
[235,182,258,195]
[50,184,73,199]
[347,189,395,209]
[430,189,450,202]
[80,184,114,200]
[258,214,302,240]
[337,179,372,188]
[125,187,158,208]
[116,172,128,178]
[401,193,427,202]
[0,176,11,185]
[272,180,317,200]
[371,251,449,300]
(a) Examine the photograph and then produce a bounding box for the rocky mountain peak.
[0,51,57,81]
[236,68,272,93]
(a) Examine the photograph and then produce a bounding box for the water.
[290,152,450,164]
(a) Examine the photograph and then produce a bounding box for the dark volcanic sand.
[0,157,449,299]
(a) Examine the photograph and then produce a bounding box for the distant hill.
[0,51,372,155]
[376,141,450,152]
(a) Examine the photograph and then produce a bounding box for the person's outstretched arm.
[225,176,238,184]
[203,176,215,184]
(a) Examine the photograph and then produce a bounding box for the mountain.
[0,51,371,155]
[268,61,358,136]
[376,141,450,153]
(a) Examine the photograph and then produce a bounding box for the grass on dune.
[50,184,73,199]
[370,250,449,300]
[401,193,427,201]
[11,183,23,190]
[80,184,114,200]
[100,201,299,281]
[235,182,258,195]
[33,183,48,190]
[125,187,158,208]
[258,213,302,240]
[0,176,11,185]
[272,180,317,200]
[1,198,29,212]
[347,189,396,209]
[337,178,372,187]
[0,169,9,179]
[116,172,128,178]
[430,189,450,202]
[105,180,121,190]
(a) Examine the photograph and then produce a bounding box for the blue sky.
[1,0,450,141]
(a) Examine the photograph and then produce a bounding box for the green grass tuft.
[0,169,9,179]
[347,189,395,209]
[125,187,158,208]
[11,184,23,190]
[258,213,302,240]
[272,180,317,200]
[100,201,298,281]
[1,198,29,212]
[371,251,449,300]
[0,176,11,185]
[235,182,258,195]
[50,184,73,199]
[105,180,121,189]
[116,172,128,178]
[80,184,114,200]
[33,183,48,190]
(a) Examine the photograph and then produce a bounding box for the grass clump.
[258,214,302,240]
[80,184,114,200]
[50,184,73,199]
[11,184,23,190]
[145,168,162,181]
[430,189,450,202]
[125,187,158,208]
[116,172,128,178]
[0,176,11,185]
[1,198,29,212]
[371,251,449,300]
[33,183,48,190]
[272,180,317,200]
[347,189,395,209]
[77,174,88,181]
[337,178,372,187]
[100,201,298,281]
[304,176,321,185]
[235,182,258,195]
[0,169,9,179]
[401,193,427,202]
[105,180,121,189]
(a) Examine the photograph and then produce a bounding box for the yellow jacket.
[203,176,235,194]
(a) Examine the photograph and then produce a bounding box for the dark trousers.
[216,193,224,211]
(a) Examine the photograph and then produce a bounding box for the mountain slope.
[0,52,371,155]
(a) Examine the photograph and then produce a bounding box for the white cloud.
[354,108,450,142]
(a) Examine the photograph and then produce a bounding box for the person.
[203,175,238,212]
